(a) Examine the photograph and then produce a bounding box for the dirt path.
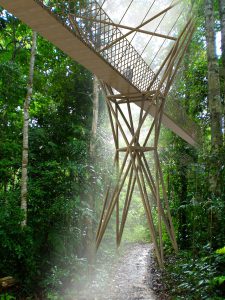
[77,243,158,300]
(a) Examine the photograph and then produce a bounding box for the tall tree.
[205,0,223,150]
[204,0,223,194]
[219,0,225,136]
[21,31,37,227]
[86,75,99,266]
[90,75,99,156]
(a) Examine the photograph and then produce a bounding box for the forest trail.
[77,243,158,300]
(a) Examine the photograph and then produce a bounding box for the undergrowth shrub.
[164,244,225,299]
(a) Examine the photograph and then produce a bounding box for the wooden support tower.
[96,18,195,266]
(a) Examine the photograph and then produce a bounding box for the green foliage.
[122,193,150,243]
[0,197,37,294]
[212,276,225,286]
[0,294,16,300]
[160,6,225,299]
[0,13,93,298]
[211,246,225,293]
[216,247,225,255]
[164,248,222,299]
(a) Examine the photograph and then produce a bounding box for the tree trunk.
[205,0,223,150]
[86,75,99,266]
[178,164,189,249]
[21,31,37,227]
[219,0,225,137]
[205,0,223,194]
[90,75,99,157]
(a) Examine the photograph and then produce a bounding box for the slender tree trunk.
[205,0,223,150]
[90,75,99,157]
[219,0,225,138]
[177,51,191,250]
[205,0,223,194]
[219,0,225,74]
[21,31,37,227]
[184,48,191,113]
[86,75,99,266]
[178,165,189,249]
[11,18,17,61]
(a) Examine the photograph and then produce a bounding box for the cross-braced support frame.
[96,18,195,267]
[96,84,178,267]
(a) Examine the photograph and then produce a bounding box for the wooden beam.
[117,146,155,152]
[70,14,177,41]
[99,2,179,52]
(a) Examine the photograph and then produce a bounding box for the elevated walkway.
[0,0,199,146]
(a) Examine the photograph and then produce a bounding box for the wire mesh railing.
[35,0,200,143]
[36,0,161,92]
